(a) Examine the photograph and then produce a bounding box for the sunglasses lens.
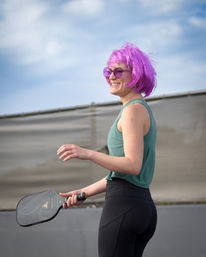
[103,67,127,79]
[114,68,123,79]
[103,68,111,78]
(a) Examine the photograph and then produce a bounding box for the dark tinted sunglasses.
[103,67,130,79]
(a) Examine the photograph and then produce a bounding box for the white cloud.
[126,19,206,95]
[62,0,104,16]
[155,53,206,95]
[0,0,95,72]
[128,20,182,53]
[188,16,206,29]
[0,0,48,49]
[138,0,183,15]
[0,0,63,64]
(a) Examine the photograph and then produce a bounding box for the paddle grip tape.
[77,192,87,201]
[65,192,87,202]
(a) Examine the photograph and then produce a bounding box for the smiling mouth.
[110,82,120,86]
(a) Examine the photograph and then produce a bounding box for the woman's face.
[107,62,133,97]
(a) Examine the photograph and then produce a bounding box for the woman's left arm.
[57,104,145,176]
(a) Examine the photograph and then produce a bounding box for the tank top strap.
[121,99,152,116]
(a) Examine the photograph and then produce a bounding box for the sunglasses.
[103,67,131,79]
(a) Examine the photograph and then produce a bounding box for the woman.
[57,43,157,257]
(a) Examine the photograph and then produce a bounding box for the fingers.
[57,144,74,155]
[57,144,77,161]
[58,150,74,161]
[57,144,67,155]
[57,144,89,161]
[59,191,82,209]
[62,194,79,209]
[59,192,71,197]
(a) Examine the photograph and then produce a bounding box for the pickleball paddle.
[16,190,87,227]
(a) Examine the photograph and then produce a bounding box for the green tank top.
[107,99,156,188]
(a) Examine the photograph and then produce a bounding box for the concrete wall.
[0,204,206,257]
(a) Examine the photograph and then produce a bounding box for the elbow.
[125,156,142,176]
[130,168,141,176]
[127,162,142,176]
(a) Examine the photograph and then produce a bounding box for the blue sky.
[0,0,206,115]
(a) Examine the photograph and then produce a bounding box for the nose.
[109,71,116,80]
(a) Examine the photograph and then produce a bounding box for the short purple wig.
[107,43,156,97]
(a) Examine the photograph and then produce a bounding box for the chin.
[110,89,120,96]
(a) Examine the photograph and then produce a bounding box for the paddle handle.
[64,192,87,202]
[77,192,87,201]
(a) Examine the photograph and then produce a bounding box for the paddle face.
[16,190,65,227]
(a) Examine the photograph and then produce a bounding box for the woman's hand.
[57,144,91,161]
[59,190,84,209]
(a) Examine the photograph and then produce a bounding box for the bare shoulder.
[119,103,149,132]
[122,103,148,119]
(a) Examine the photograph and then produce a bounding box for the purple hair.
[107,43,156,97]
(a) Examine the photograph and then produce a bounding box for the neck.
[120,92,143,106]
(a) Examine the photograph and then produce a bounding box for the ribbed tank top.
[107,99,156,188]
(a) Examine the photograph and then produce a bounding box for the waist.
[106,178,152,201]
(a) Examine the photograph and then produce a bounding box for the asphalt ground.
[0,204,206,257]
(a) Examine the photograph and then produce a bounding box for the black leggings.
[98,178,157,257]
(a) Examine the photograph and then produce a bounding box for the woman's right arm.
[81,177,107,197]
[59,177,107,208]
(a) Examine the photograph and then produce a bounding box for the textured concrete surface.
[0,204,206,257]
